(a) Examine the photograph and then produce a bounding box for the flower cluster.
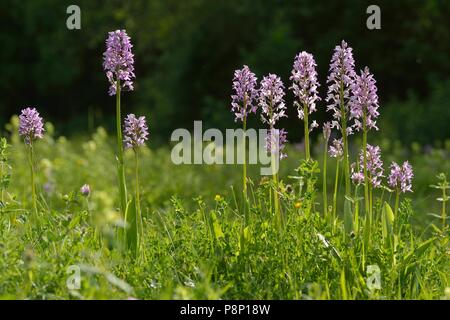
[290,51,321,120]
[19,107,45,145]
[322,122,332,141]
[309,120,319,132]
[80,184,91,197]
[351,163,365,185]
[265,128,288,160]
[259,74,287,126]
[329,138,343,159]
[123,114,149,149]
[231,65,258,122]
[355,144,384,187]
[388,161,413,193]
[103,30,135,96]
[326,40,356,135]
[350,67,380,131]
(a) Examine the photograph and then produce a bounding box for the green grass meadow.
[0,116,448,299]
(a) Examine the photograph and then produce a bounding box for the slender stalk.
[332,160,340,224]
[362,113,370,223]
[380,188,386,209]
[271,149,281,228]
[28,143,37,216]
[1,157,4,206]
[303,103,310,160]
[243,115,247,199]
[322,139,328,218]
[394,189,400,217]
[362,115,369,211]
[116,80,128,216]
[339,82,350,196]
[85,197,90,214]
[268,96,281,228]
[354,185,359,236]
[442,186,447,229]
[135,150,143,248]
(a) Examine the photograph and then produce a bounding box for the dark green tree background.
[0,0,449,145]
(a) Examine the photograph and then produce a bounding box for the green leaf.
[403,237,437,267]
[243,226,251,242]
[68,214,81,229]
[381,206,388,241]
[382,202,395,248]
[124,196,137,254]
[384,202,395,224]
[344,198,353,235]
[211,211,224,241]
[340,269,348,300]
[427,213,448,219]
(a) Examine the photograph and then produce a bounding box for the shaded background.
[0,0,449,146]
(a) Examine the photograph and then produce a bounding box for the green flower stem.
[323,138,328,218]
[116,80,128,217]
[243,115,247,199]
[268,96,281,228]
[1,158,4,206]
[354,186,360,236]
[362,112,370,223]
[442,185,447,229]
[271,150,281,228]
[339,82,350,196]
[332,159,340,226]
[134,149,143,247]
[394,188,400,217]
[303,103,310,160]
[28,143,37,216]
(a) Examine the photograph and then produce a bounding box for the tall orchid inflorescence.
[353,143,383,231]
[259,74,288,160]
[103,29,135,223]
[351,163,365,186]
[326,40,356,133]
[326,40,356,196]
[259,73,286,227]
[259,74,287,127]
[124,114,149,150]
[19,107,45,216]
[329,138,344,159]
[123,113,149,256]
[350,67,380,132]
[357,144,384,188]
[231,65,258,198]
[290,52,321,159]
[19,108,45,145]
[231,65,258,122]
[259,74,288,164]
[351,67,380,216]
[103,30,135,96]
[266,128,288,160]
[388,161,413,193]
[388,161,414,216]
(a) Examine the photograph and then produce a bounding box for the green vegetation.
[0,117,448,299]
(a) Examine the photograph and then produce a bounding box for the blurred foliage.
[0,0,449,144]
[380,80,450,146]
